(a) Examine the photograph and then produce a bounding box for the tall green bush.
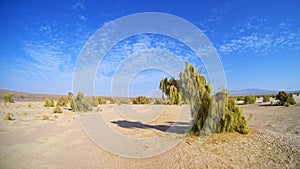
[276,91,296,106]
[74,92,93,112]
[159,62,247,135]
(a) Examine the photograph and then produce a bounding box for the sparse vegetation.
[3,92,14,103]
[53,105,63,113]
[20,95,24,99]
[131,96,150,104]
[4,112,14,121]
[27,103,32,108]
[42,114,49,120]
[74,92,93,112]
[243,96,256,104]
[276,91,296,106]
[44,97,54,107]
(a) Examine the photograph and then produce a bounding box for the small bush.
[42,115,49,120]
[276,91,296,106]
[4,112,14,121]
[44,97,54,107]
[27,103,31,108]
[131,96,150,104]
[53,105,63,113]
[263,95,271,102]
[244,96,256,104]
[3,92,14,103]
[56,96,67,107]
[74,92,93,112]
[20,95,24,99]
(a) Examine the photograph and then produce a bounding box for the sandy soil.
[0,99,299,168]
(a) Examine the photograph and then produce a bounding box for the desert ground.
[0,95,300,168]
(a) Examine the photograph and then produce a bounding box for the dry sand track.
[0,100,299,168]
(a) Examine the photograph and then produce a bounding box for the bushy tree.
[244,96,256,104]
[3,92,14,103]
[74,92,93,112]
[159,62,247,135]
[276,91,296,106]
[159,77,182,105]
[132,96,150,104]
[215,91,248,134]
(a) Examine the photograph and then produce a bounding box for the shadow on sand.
[111,120,191,134]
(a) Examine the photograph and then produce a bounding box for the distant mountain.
[230,88,279,96]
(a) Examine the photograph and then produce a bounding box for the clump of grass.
[53,105,63,114]
[42,115,49,120]
[27,103,31,108]
[4,112,14,121]
[3,92,14,103]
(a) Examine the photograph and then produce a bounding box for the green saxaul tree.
[159,77,182,105]
[159,62,248,135]
[276,91,296,106]
[178,62,212,134]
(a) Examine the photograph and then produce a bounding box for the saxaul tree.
[159,77,182,105]
[159,62,248,135]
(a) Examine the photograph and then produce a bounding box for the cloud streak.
[218,17,300,55]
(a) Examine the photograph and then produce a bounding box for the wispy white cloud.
[71,0,85,9]
[218,17,300,55]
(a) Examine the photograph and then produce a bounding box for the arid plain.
[0,91,299,168]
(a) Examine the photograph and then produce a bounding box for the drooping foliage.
[159,62,248,135]
[159,77,182,105]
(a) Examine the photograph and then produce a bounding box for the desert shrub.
[20,95,24,99]
[94,97,113,105]
[236,96,244,101]
[263,95,271,102]
[42,115,49,120]
[27,103,31,108]
[243,96,256,104]
[276,91,296,106]
[44,97,54,107]
[132,96,150,104]
[53,105,63,113]
[160,62,248,135]
[217,96,248,134]
[4,112,14,121]
[56,96,67,107]
[67,92,73,103]
[3,92,14,103]
[74,92,93,112]
[70,99,75,112]
[159,77,181,105]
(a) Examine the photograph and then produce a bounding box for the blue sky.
[0,0,299,96]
